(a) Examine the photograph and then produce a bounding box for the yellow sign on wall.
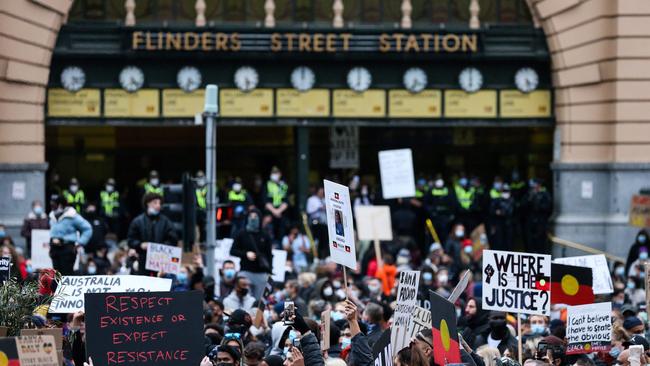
[444,90,497,118]
[162,89,205,117]
[333,90,386,117]
[47,89,101,117]
[220,89,274,117]
[389,90,441,118]
[500,90,551,118]
[104,89,160,117]
[276,89,330,117]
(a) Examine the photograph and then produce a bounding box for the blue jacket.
[49,208,92,245]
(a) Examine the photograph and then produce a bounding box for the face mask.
[350,289,361,298]
[177,272,188,284]
[237,287,249,297]
[283,347,289,357]
[33,206,43,215]
[246,216,260,232]
[640,235,647,244]
[224,268,236,280]
[435,179,444,188]
[331,311,345,322]
[464,246,473,254]
[0,231,5,238]
[197,178,206,187]
[480,234,487,244]
[341,337,352,349]
[628,280,636,289]
[397,256,409,265]
[232,183,242,192]
[361,188,368,196]
[640,252,648,260]
[502,192,511,199]
[531,324,546,334]
[455,229,465,238]
[87,265,97,275]
[150,178,159,186]
[423,272,433,282]
[616,267,625,277]
[270,173,280,182]
[69,185,78,193]
[26,264,33,274]
[438,274,449,285]
[323,286,334,297]
[459,178,468,187]
[147,207,159,216]
[493,182,503,190]
[368,284,381,294]
[455,308,462,318]
[609,347,621,358]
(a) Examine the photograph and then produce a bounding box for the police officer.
[62,177,86,213]
[426,175,455,244]
[99,178,120,235]
[489,176,504,200]
[263,166,289,243]
[454,174,476,231]
[144,170,163,196]
[523,178,552,254]
[488,184,515,251]
[195,170,207,242]
[228,177,251,237]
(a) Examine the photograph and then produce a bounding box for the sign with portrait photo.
[324,179,356,269]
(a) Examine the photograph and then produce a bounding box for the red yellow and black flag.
[551,263,594,305]
[429,290,461,366]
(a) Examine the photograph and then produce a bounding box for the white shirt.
[487,334,501,349]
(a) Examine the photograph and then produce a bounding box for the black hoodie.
[230,209,273,273]
[625,229,650,275]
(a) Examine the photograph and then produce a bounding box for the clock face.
[234,66,259,92]
[291,66,315,92]
[119,66,144,93]
[403,67,427,93]
[347,67,372,92]
[458,67,483,93]
[60,66,86,92]
[515,67,539,93]
[177,66,202,92]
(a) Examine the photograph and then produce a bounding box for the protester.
[20,200,49,257]
[230,209,273,299]
[48,194,92,275]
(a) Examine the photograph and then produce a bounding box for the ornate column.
[469,0,479,29]
[125,0,135,26]
[401,0,412,29]
[264,0,276,27]
[195,0,206,26]
[333,0,343,28]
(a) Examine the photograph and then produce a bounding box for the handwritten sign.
[276,89,330,117]
[145,243,182,275]
[31,229,53,269]
[333,90,386,117]
[378,148,416,199]
[391,271,420,354]
[85,291,204,366]
[0,256,10,284]
[630,195,650,228]
[0,335,59,366]
[554,255,613,294]
[566,302,611,355]
[389,90,441,118]
[406,306,432,340]
[47,89,101,117]
[49,275,172,313]
[482,249,551,316]
[324,179,357,269]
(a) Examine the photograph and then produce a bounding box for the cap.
[228,309,252,328]
[107,178,116,185]
[621,304,637,317]
[429,242,442,253]
[624,334,650,351]
[623,316,644,331]
[271,166,281,174]
[70,177,79,185]
[196,170,205,178]
[149,170,159,178]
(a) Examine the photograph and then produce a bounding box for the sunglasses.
[224,333,241,339]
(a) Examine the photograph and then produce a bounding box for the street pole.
[204,85,218,278]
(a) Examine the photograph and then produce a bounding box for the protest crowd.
[1,165,649,366]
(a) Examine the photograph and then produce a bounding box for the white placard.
[482,249,551,316]
[391,270,420,355]
[48,275,172,313]
[406,306,432,341]
[378,149,416,199]
[31,229,53,269]
[12,181,26,200]
[566,302,611,355]
[354,205,393,241]
[324,179,357,269]
[214,238,241,271]
[330,126,359,169]
[144,243,182,275]
[554,254,613,294]
[271,249,288,282]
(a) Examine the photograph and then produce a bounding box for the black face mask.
[237,287,249,297]
[489,319,507,337]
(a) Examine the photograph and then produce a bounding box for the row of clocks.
[60,65,540,94]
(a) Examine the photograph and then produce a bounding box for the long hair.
[396,345,429,366]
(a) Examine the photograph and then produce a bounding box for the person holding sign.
[127,193,177,275]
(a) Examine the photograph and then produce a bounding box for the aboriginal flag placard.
[551,263,594,305]
[429,290,461,366]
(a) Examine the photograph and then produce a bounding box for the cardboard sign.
[0,256,10,284]
[145,243,182,275]
[372,329,393,366]
[406,306,432,341]
[49,275,172,313]
[324,180,357,269]
[378,149,416,199]
[85,291,204,366]
[629,194,650,228]
[0,335,59,366]
[271,249,288,282]
[320,310,331,351]
[554,255,613,294]
[430,290,461,366]
[391,271,421,355]
[21,328,63,350]
[482,249,551,316]
[31,229,53,269]
[566,302,612,355]
[354,205,393,241]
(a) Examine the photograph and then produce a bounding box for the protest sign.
[378,148,416,199]
[213,238,241,298]
[85,291,204,366]
[554,254,613,294]
[31,229,53,269]
[324,179,356,269]
[330,126,359,169]
[271,249,288,282]
[630,194,650,228]
[21,328,63,351]
[0,256,10,284]
[566,302,612,355]
[0,335,59,366]
[49,275,172,313]
[482,249,551,316]
[391,270,420,355]
[448,270,471,304]
[145,243,182,275]
[354,206,393,241]
[430,290,461,366]
[406,306,432,341]
[372,329,393,366]
[320,310,331,351]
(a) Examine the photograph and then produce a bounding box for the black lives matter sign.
[85,291,203,366]
[482,250,551,315]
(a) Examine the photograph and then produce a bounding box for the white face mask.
[150,178,159,186]
[197,178,206,187]
[455,229,465,238]
[435,179,444,188]
[105,185,114,192]
[270,173,280,182]
[323,286,334,297]
[69,185,78,193]
[502,192,511,199]
[232,183,242,192]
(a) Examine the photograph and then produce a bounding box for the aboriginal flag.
[0,337,21,366]
[551,263,594,305]
[430,290,461,366]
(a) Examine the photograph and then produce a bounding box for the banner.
[329,126,359,169]
[482,249,551,316]
[271,249,288,282]
[372,329,393,366]
[354,206,393,241]
[31,229,53,269]
[554,255,613,294]
[378,149,416,199]
[145,243,182,275]
[324,180,357,269]
[0,256,10,284]
[406,306,432,341]
[85,291,204,366]
[49,275,172,313]
[430,290,461,366]
[391,271,420,355]
[0,335,59,366]
[566,302,611,355]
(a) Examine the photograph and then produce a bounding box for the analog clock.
[61,66,86,92]
[119,66,144,93]
[234,66,259,92]
[177,66,202,92]
[403,67,427,93]
[291,66,315,92]
[515,67,539,93]
[347,67,372,92]
[458,67,483,93]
